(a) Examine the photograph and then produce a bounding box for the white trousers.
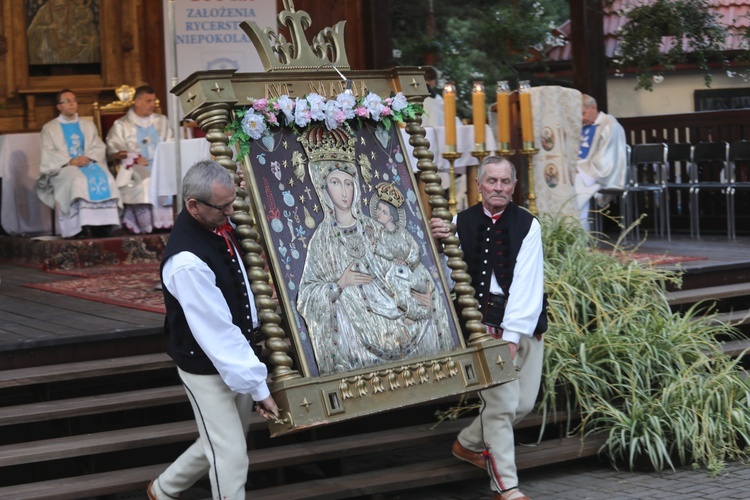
[154,368,255,500]
[457,335,544,493]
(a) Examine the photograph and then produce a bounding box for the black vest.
[456,202,535,322]
[161,210,257,375]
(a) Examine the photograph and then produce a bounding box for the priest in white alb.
[36,89,121,238]
[106,84,174,234]
[574,94,627,231]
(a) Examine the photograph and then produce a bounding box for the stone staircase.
[0,264,748,498]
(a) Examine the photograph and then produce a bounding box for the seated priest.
[574,94,627,231]
[106,84,174,234]
[36,89,121,239]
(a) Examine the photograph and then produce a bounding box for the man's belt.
[488,293,507,308]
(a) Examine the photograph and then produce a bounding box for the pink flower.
[252,98,268,111]
[266,113,278,125]
[355,106,369,118]
[381,106,393,116]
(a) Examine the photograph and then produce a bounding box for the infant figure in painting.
[370,182,433,325]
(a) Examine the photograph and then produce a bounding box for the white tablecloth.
[0,132,53,235]
[400,124,498,174]
[150,138,212,201]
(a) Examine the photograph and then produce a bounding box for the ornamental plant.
[436,214,750,475]
[614,0,728,91]
[226,91,422,159]
[537,214,750,475]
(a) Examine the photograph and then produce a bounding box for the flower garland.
[226,91,423,160]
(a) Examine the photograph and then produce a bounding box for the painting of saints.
[295,127,453,375]
[27,0,100,65]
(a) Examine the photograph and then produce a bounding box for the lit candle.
[519,80,534,145]
[472,81,486,150]
[496,80,510,146]
[443,82,457,150]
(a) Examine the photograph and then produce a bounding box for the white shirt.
[446,207,545,345]
[162,245,269,400]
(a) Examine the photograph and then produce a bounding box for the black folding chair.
[689,142,732,239]
[590,145,631,236]
[628,143,670,240]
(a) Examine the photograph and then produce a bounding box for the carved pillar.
[193,101,301,384]
[403,107,490,345]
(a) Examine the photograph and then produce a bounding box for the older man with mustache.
[431,156,545,500]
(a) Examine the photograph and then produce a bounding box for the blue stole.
[136,124,161,168]
[60,121,111,201]
[579,123,598,160]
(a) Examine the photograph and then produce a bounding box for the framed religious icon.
[239,111,463,378]
[171,0,516,436]
[26,0,102,76]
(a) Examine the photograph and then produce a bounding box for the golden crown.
[298,126,357,165]
[375,182,405,208]
[240,0,350,72]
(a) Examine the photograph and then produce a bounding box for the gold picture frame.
[242,122,464,378]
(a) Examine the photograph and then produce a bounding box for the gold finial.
[240,0,350,72]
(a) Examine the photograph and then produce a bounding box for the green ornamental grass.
[538,215,750,475]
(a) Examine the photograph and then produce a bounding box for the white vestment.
[36,115,121,237]
[422,94,444,129]
[574,111,627,229]
[106,109,174,232]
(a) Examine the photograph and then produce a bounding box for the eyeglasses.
[59,98,77,104]
[195,196,236,212]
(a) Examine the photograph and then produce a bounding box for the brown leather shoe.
[451,439,486,469]
[146,479,158,500]
[147,478,180,499]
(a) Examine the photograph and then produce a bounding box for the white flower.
[336,92,357,120]
[276,95,295,125]
[390,92,408,112]
[294,97,311,128]
[306,93,327,121]
[324,100,346,130]
[363,93,385,121]
[241,111,266,140]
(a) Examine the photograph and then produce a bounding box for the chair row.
[594,141,750,240]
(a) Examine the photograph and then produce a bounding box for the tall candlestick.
[496,80,511,146]
[519,80,534,145]
[472,81,486,150]
[443,82,457,151]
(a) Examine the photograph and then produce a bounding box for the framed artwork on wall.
[26,0,101,76]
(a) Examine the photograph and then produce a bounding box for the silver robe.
[297,214,452,375]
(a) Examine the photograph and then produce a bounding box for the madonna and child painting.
[243,122,462,377]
